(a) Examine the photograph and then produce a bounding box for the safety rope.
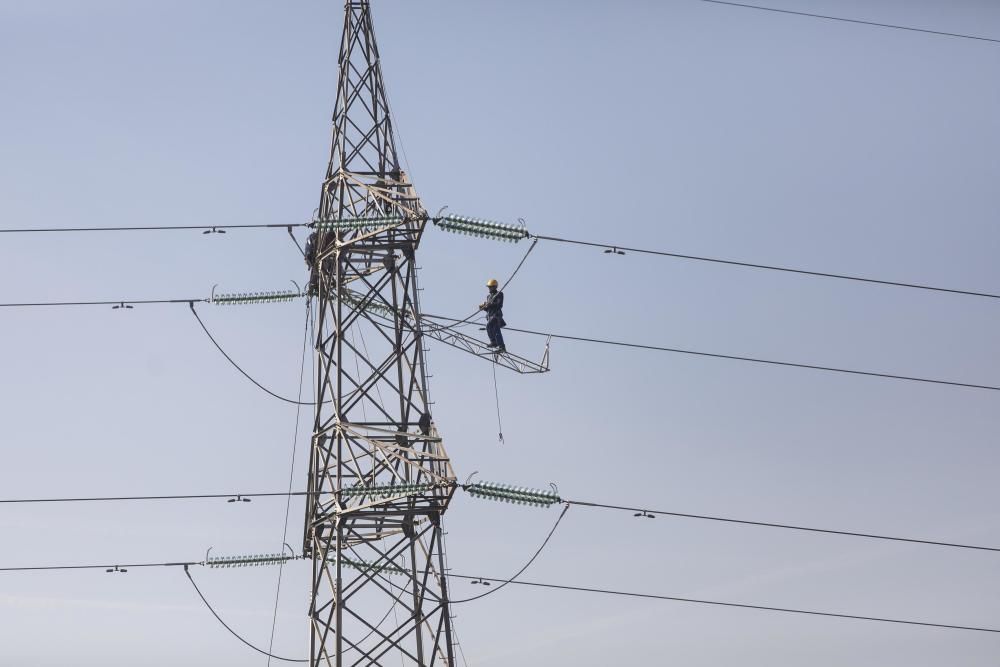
[266,301,312,666]
[491,362,504,444]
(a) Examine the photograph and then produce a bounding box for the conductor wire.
[188,302,316,406]
[450,503,570,604]
[533,234,1000,301]
[419,313,1000,393]
[697,0,1000,45]
[184,566,308,662]
[422,235,539,336]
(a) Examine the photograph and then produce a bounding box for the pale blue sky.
[1,1,999,665]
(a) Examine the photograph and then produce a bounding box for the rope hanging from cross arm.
[184,565,308,662]
[491,362,504,444]
[266,301,313,665]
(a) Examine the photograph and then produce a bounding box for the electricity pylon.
[303,2,457,665]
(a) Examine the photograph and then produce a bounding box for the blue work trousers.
[486,317,505,349]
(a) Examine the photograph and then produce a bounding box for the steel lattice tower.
[303,2,457,665]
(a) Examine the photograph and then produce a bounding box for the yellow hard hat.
[486,278,499,288]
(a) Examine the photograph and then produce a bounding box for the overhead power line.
[0,298,206,308]
[447,573,1000,634]
[0,560,199,572]
[450,504,570,604]
[697,0,1000,44]
[564,499,1000,554]
[0,295,315,405]
[533,234,1000,302]
[423,314,1000,393]
[184,566,307,663]
[462,480,1000,554]
[0,223,306,234]
[188,303,314,406]
[7,218,997,304]
[4,485,999,555]
[2,292,997,393]
[1,557,996,635]
[0,491,313,504]
[432,213,999,303]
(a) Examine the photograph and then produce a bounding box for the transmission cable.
[0,296,323,404]
[697,0,1000,44]
[3,487,999,554]
[448,572,1000,634]
[2,557,996,636]
[0,297,206,308]
[421,314,1000,393]
[421,236,539,336]
[0,223,308,234]
[533,234,1000,302]
[502,236,539,291]
[0,491,316,504]
[449,504,570,604]
[188,302,315,406]
[184,565,308,662]
[0,560,199,572]
[564,499,1000,554]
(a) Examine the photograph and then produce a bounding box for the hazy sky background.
[1,1,999,665]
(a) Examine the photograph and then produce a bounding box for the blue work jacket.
[484,290,504,323]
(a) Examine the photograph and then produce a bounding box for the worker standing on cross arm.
[479,278,506,353]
